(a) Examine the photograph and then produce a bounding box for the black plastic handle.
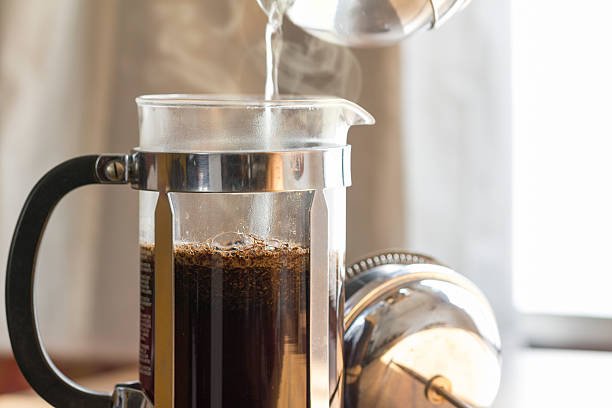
[6,155,120,408]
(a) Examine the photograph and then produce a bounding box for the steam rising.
[145,1,362,100]
[145,1,249,93]
[276,34,362,101]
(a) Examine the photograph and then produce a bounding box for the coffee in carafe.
[140,239,310,407]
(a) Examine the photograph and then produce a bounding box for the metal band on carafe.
[129,147,351,193]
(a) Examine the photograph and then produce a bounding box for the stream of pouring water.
[265,3,284,99]
[251,0,287,238]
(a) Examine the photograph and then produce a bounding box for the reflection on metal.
[112,383,153,408]
[391,362,470,408]
[431,0,473,28]
[154,155,175,408]
[95,154,130,184]
[428,0,440,28]
[344,251,501,408]
[425,375,454,405]
[283,0,473,47]
[129,147,351,193]
[266,152,285,190]
[346,251,436,280]
[310,190,331,407]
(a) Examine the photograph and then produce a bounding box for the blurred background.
[1,0,611,406]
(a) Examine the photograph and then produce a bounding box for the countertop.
[0,367,138,407]
[3,349,611,407]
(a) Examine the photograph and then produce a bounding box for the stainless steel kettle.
[258,0,472,47]
[343,251,501,408]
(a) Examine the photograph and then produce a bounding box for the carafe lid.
[344,251,502,408]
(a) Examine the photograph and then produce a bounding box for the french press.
[6,95,372,408]
[6,95,501,408]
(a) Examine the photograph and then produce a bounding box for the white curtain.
[1,0,125,358]
[0,0,406,359]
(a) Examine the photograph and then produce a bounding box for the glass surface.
[139,188,347,407]
[136,94,373,152]
[140,192,313,407]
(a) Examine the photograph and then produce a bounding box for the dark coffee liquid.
[140,241,310,408]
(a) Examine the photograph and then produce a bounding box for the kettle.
[257,0,472,47]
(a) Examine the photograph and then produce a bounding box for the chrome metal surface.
[282,0,472,47]
[346,250,438,281]
[310,190,331,407]
[344,251,501,408]
[96,155,130,184]
[104,160,126,182]
[433,0,472,28]
[112,383,153,408]
[154,156,175,408]
[130,147,351,193]
[428,0,440,28]
[391,364,470,408]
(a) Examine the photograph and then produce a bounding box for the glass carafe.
[5,95,373,408]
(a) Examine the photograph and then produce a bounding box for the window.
[512,0,612,331]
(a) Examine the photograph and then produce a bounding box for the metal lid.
[344,251,502,408]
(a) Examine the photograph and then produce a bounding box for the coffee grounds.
[139,240,310,407]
